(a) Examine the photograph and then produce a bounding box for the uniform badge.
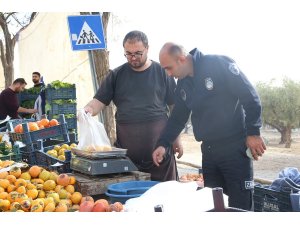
[229,63,240,75]
[180,89,187,101]
[245,180,254,190]
[205,77,213,90]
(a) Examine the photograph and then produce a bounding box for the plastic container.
[49,103,77,115]
[46,86,76,101]
[105,181,159,204]
[254,184,293,212]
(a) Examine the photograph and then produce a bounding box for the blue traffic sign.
[67,15,106,51]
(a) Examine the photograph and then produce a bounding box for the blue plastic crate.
[7,118,35,130]
[49,115,77,130]
[20,145,72,173]
[46,86,76,101]
[8,115,69,144]
[49,103,77,115]
[254,185,293,212]
[20,151,37,165]
[0,144,22,162]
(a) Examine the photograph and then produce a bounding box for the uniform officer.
[152,42,266,210]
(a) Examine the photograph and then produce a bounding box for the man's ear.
[178,55,186,63]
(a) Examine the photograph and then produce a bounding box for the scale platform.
[70,148,138,176]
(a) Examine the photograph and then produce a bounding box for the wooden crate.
[72,171,151,196]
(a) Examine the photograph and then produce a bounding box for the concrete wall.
[16,12,94,110]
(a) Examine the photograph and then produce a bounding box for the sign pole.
[88,50,104,123]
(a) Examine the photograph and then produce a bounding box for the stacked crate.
[46,84,77,142]
[7,114,71,172]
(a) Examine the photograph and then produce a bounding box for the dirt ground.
[177,129,300,182]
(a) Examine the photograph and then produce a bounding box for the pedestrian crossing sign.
[67,15,106,51]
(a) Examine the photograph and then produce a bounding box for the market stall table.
[72,171,151,196]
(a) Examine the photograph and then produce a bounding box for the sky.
[106,1,300,84]
[2,0,300,85]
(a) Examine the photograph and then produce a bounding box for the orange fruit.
[56,174,70,187]
[65,185,75,194]
[28,166,42,178]
[16,186,26,194]
[14,178,27,188]
[0,191,8,200]
[69,176,76,185]
[28,122,39,131]
[39,118,50,127]
[9,167,21,178]
[0,171,8,179]
[55,202,68,212]
[14,124,23,133]
[70,192,82,204]
[49,119,59,127]
[0,179,10,189]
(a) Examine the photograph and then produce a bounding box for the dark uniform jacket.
[157,48,262,147]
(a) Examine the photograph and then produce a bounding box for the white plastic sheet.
[125,181,228,212]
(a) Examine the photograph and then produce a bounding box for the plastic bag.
[77,109,111,151]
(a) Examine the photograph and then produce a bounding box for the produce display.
[0,162,124,212]
[13,118,60,133]
[180,173,204,182]
[46,143,77,161]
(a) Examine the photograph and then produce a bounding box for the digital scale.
[70,148,138,176]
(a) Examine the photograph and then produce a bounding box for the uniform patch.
[180,89,187,101]
[245,180,254,190]
[205,77,214,90]
[229,63,240,75]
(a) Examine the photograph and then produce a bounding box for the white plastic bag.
[77,109,111,151]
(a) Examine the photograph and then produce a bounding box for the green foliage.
[48,80,75,89]
[23,86,43,94]
[52,99,76,104]
[256,77,300,129]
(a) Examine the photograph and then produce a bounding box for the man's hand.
[172,135,183,159]
[30,108,38,114]
[246,135,267,160]
[83,105,94,116]
[152,146,166,167]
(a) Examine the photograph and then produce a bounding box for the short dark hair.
[32,72,41,77]
[123,30,148,48]
[13,78,27,85]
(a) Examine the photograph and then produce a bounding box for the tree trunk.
[284,128,292,148]
[279,127,287,144]
[82,12,116,145]
[4,64,14,87]
[279,127,292,148]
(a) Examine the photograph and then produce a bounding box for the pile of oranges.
[14,119,59,133]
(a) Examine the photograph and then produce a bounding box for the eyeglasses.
[124,49,146,59]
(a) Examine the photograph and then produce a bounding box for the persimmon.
[56,174,70,187]
[28,122,39,131]
[39,118,50,127]
[28,165,42,178]
[49,119,59,126]
[14,124,23,133]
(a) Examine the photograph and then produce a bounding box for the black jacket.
[157,48,262,148]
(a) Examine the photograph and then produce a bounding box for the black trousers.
[201,135,253,211]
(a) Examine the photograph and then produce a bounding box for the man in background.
[31,71,46,119]
[0,78,37,129]
[32,71,44,88]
